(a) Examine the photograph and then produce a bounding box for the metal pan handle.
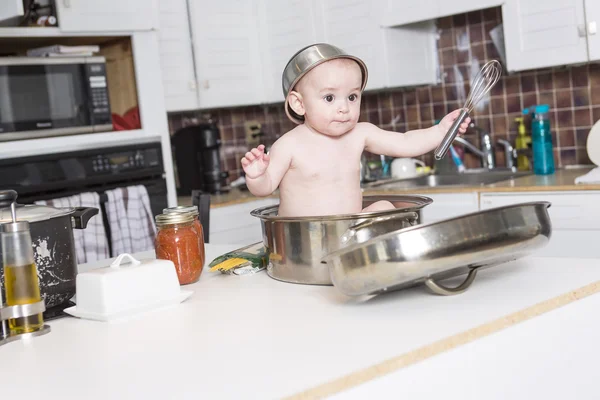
[424,269,478,295]
[434,108,470,160]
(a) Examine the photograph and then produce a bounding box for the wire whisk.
[434,59,502,160]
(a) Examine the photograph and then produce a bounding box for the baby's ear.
[288,91,305,117]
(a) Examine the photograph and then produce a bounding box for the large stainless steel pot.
[0,190,98,314]
[250,195,432,285]
[323,201,552,296]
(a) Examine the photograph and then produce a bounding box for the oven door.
[0,58,92,141]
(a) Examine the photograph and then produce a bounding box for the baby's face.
[296,59,362,137]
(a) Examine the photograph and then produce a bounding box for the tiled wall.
[168,6,598,182]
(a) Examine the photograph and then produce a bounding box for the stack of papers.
[26,45,100,57]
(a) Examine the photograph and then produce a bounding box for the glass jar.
[154,212,204,285]
[163,206,205,267]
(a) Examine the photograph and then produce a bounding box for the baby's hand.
[241,144,270,179]
[438,109,471,136]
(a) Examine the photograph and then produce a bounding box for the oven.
[0,138,167,257]
[0,56,113,142]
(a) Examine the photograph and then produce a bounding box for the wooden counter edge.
[285,279,600,400]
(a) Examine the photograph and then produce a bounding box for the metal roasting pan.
[322,202,552,296]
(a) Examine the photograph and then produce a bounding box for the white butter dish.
[64,253,193,322]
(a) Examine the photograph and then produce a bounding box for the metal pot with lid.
[0,190,99,315]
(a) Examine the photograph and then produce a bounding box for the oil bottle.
[0,190,44,334]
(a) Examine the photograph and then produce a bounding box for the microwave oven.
[0,56,113,142]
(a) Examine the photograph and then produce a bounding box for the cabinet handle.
[189,80,197,90]
[63,0,71,8]
[578,24,587,37]
[589,21,597,36]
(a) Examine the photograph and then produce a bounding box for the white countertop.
[1,245,600,399]
[334,285,600,400]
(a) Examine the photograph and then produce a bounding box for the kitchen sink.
[363,169,532,190]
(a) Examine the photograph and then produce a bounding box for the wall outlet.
[244,120,263,148]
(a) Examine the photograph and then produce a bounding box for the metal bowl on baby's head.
[281,43,369,125]
[250,195,433,285]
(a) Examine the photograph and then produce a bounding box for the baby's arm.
[241,139,292,197]
[363,109,470,157]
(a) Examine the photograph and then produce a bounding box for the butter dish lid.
[64,253,193,322]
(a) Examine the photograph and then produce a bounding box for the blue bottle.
[525,104,555,175]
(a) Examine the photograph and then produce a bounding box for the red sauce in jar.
[154,213,204,285]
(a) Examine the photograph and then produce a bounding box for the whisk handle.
[434,108,470,160]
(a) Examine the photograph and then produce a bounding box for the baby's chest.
[291,145,360,180]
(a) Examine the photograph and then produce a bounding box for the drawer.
[480,191,600,231]
[416,192,479,223]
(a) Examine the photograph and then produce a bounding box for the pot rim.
[250,195,433,222]
[321,201,552,262]
[0,204,77,224]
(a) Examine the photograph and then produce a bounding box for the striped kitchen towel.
[104,185,156,256]
[35,192,109,264]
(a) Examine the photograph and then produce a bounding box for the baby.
[241,44,470,217]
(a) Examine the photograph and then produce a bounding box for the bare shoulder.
[267,125,306,159]
[354,122,382,135]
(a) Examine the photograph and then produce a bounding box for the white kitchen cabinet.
[259,0,319,104]
[415,192,480,224]
[187,0,264,109]
[55,0,157,32]
[314,0,388,91]
[381,0,502,27]
[437,0,503,20]
[157,0,199,112]
[384,21,439,89]
[209,198,279,245]
[381,0,440,27]
[0,0,23,23]
[480,191,600,258]
[585,0,600,61]
[502,0,589,72]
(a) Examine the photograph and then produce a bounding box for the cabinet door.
[381,0,439,27]
[259,0,318,104]
[415,192,479,224]
[438,0,503,19]
[585,0,600,61]
[384,21,439,88]
[0,0,23,22]
[315,0,387,91]
[188,0,264,109]
[55,0,157,32]
[502,0,588,72]
[480,191,600,258]
[157,0,199,112]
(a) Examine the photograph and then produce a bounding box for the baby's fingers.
[245,151,256,162]
[250,147,263,158]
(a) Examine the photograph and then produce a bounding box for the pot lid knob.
[0,190,18,224]
[0,190,17,208]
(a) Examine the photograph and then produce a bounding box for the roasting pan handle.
[424,269,478,296]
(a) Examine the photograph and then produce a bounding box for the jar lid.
[163,205,199,216]
[155,212,195,226]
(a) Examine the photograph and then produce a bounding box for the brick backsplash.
[168,6,598,183]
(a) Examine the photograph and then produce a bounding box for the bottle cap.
[535,104,550,113]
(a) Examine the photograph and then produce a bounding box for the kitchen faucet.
[497,139,517,171]
[452,123,496,169]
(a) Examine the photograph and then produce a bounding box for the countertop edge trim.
[284,279,600,400]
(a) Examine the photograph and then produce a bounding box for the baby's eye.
[324,94,334,103]
[349,94,358,102]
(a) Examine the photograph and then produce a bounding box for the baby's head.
[282,44,368,137]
